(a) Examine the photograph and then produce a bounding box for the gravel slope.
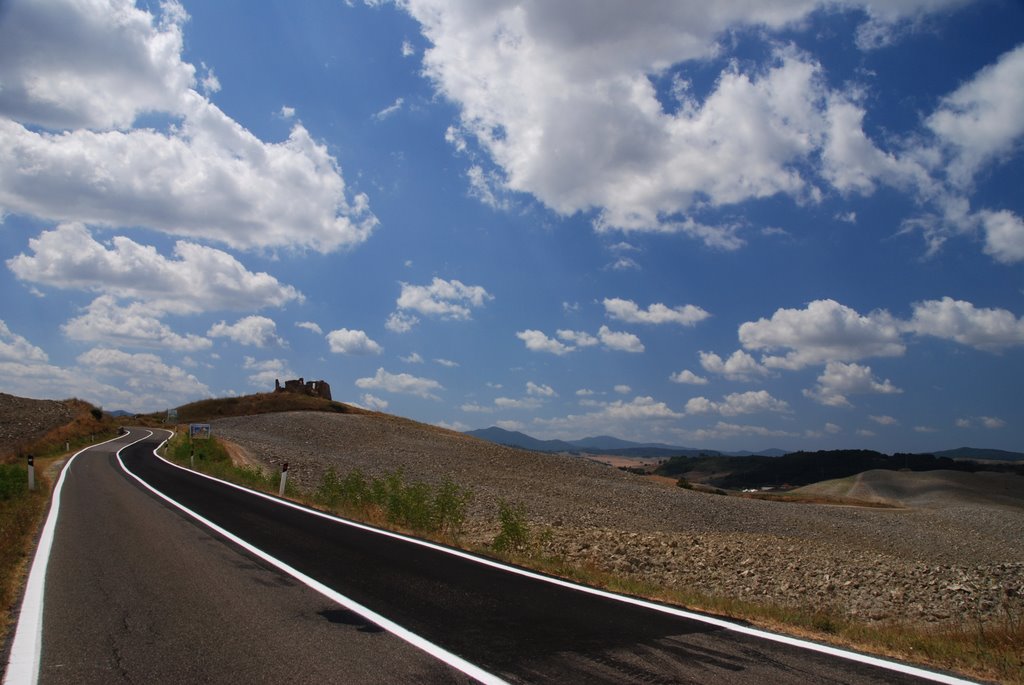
[0,392,75,458]
[212,411,1024,626]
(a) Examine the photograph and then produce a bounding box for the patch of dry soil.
[211,411,1024,627]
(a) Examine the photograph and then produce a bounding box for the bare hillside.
[0,392,76,459]
[212,411,1024,626]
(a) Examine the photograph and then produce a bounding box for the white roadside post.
[279,462,289,497]
[27,454,35,491]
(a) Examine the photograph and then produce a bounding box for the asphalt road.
[15,429,975,684]
[32,431,471,684]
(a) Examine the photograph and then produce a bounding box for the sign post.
[27,454,35,492]
[189,424,211,440]
[279,462,289,497]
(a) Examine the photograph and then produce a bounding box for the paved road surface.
[9,429,975,684]
[32,431,470,684]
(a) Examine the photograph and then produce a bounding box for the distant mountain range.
[464,427,786,458]
[932,447,1024,462]
[464,427,1024,462]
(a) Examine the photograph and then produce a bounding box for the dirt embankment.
[211,411,1024,628]
[0,393,76,460]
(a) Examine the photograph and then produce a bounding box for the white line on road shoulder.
[141,430,977,685]
[3,433,149,685]
[119,431,508,685]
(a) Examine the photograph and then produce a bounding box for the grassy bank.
[162,431,473,545]
[0,400,120,652]
[0,464,49,649]
[162,431,290,496]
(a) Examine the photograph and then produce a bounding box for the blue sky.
[1,0,1022,453]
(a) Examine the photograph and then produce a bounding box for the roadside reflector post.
[279,462,289,497]
[190,447,195,469]
[27,454,35,491]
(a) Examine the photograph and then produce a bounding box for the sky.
[1,0,1023,453]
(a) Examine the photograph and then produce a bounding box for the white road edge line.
[3,433,149,685]
[141,429,977,685]
[118,431,508,685]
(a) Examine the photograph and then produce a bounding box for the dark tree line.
[654,450,1024,489]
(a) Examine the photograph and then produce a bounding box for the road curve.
[8,429,976,684]
[11,430,471,684]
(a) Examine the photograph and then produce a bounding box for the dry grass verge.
[0,463,50,651]
[0,399,122,653]
[493,548,1023,684]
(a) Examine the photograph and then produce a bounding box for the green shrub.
[314,468,471,539]
[315,467,343,506]
[492,500,530,554]
[387,479,433,531]
[0,465,27,502]
[340,470,370,507]
[433,479,472,539]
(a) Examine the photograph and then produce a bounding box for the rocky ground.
[0,392,75,458]
[211,411,1024,628]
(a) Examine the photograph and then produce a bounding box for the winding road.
[4,429,976,684]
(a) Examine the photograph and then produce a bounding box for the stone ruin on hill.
[274,377,332,401]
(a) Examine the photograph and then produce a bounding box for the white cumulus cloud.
[908,297,1024,351]
[557,329,600,347]
[0,320,48,362]
[533,396,684,437]
[526,381,556,397]
[698,350,771,381]
[979,210,1024,264]
[603,298,710,326]
[326,328,383,355]
[395,278,492,320]
[739,299,905,369]
[0,0,376,253]
[669,369,708,385]
[685,390,790,417]
[597,325,644,353]
[64,296,211,351]
[385,312,420,333]
[296,321,323,335]
[516,329,573,355]
[8,223,303,314]
[355,367,443,400]
[402,2,964,245]
[802,361,901,408]
[243,356,294,389]
[360,393,389,410]
[926,44,1024,189]
[208,316,284,348]
[78,346,210,398]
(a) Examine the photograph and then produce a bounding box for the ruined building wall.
[274,377,332,401]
